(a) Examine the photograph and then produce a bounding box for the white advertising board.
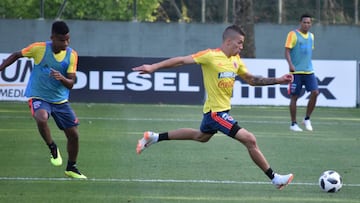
[0,53,357,107]
[0,54,30,101]
[232,59,357,107]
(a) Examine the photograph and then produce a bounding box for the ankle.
[265,168,275,180]
[66,161,76,170]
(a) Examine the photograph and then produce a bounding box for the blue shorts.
[28,98,79,130]
[288,73,319,96]
[200,111,240,137]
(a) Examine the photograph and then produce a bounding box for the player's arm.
[50,51,77,89]
[284,31,296,72]
[0,51,23,71]
[285,48,295,72]
[240,72,293,86]
[132,55,195,74]
[50,69,76,89]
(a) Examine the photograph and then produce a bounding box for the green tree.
[233,0,256,58]
[0,0,39,19]
[0,0,162,21]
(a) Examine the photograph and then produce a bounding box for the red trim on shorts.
[28,98,35,116]
[211,112,232,130]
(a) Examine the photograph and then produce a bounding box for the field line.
[0,177,359,187]
[0,115,358,126]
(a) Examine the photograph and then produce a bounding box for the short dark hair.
[223,25,246,41]
[300,14,312,21]
[52,21,69,35]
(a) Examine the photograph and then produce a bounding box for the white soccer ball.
[318,170,343,193]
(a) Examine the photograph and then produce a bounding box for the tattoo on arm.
[250,76,278,86]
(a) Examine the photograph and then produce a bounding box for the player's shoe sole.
[50,148,62,166]
[65,170,87,179]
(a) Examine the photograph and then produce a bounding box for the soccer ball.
[318,170,343,193]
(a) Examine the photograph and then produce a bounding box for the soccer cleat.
[272,173,294,190]
[65,166,87,179]
[290,123,303,132]
[136,131,158,154]
[50,148,63,166]
[302,119,313,131]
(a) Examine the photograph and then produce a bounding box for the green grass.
[0,102,359,203]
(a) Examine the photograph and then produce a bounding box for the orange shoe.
[272,173,294,190]
[136,131,158,154]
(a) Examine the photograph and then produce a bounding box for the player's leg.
[166,128,213,142]
[306,91,318,116]
[212,112,294,190]
[64,126,79,165]
[136,112,216,154]
[234,128,269,170]
[51,102,86,179]
[234,127,293,189]
[289,96,299,124]
[205,111,272,171]
[289,74,303,131]
[136,128,213,154]
[28,98,62,166]
[302,73,319,131]
[63,126,86,179]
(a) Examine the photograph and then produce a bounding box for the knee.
[65,127,79,140]
[245,133,257,148]
[34,111,48,124]
[195,133,212,143]
[312,90,320,97]
[238,131,257,148]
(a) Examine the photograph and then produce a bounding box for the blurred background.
[0,0,359,106]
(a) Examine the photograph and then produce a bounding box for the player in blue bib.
[0,21,86,179]
[285,14,319,132]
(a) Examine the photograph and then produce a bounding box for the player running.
[0,21,86,179]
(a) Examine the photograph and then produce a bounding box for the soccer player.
[133,24,294,189]
[285,14,319,132]
[0,21,86,179]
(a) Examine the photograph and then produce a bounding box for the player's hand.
[132,64,155,74]
[280,74,293,84]
[50,68,65,81]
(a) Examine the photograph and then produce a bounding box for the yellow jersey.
[192,48,248,113]
[21,42,77,73]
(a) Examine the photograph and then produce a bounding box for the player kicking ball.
[133,25,293,189]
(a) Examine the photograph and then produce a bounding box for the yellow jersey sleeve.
[285,31,297,49]
[310,33,315,49]
[192,49,212,64]
[21,42,46,64]
[67,50,78,73]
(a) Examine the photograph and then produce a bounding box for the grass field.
[0,101,359,203]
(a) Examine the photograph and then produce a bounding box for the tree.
[233,0,256,58]
[0,0,162,21]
